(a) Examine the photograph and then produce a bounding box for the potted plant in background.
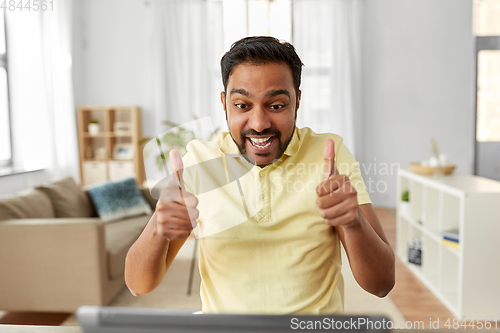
[88,119,100,136]
[139,118,220,172]
[400,190,410,217]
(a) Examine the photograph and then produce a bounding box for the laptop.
[77,306,391,333]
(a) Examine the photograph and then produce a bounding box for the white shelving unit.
[397,169,500,319]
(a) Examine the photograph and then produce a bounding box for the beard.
[229,126,295,167]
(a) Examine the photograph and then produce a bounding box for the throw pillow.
[0,189,55,220]
[87,177,152,223]
[36,177,95,218]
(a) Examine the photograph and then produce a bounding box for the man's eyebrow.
[229,89,249,97]
[229,88,291,100]
[266,89,290,100]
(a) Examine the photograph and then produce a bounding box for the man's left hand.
[316,139,361,229]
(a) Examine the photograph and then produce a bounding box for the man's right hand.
[155,149,199,240]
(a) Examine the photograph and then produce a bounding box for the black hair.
[220,36,304,98]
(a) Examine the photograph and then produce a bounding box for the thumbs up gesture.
[316,139,361,228]
[155,149,199,240]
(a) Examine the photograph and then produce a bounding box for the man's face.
[221,62,301,167]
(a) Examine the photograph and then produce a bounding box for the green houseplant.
[400,190,410,217]
[88,119,100,136]
[139,118,220,171]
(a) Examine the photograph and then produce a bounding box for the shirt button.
[260,173,265,178]
[261,194,265,201]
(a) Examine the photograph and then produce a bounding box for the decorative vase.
[88,123,100,136]
[400,201,410,218]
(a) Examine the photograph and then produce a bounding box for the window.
[473,0,500,180]
[247,0,291,41]
[0,11,12,168]
[222,0,292,51]
[474,0,500,142]
[223,0,353,139]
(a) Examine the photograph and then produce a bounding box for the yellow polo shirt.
[182,127,371,314]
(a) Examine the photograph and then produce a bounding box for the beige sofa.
[0,177,156,313]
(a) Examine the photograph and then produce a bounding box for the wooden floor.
[0,207,456,327]
[0,312,70,326]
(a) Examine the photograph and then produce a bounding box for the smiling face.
[221,62,301,167]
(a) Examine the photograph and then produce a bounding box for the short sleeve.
[335,137,372,205]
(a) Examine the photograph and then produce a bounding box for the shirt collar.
[218,127,301,158]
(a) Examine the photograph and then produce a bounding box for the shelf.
[426,273,439,291]
[422,235,439,281]
[442,192,461,232]
[398,169,466,197]
[439,249,459,312]
[425,230,442,243]
[400,215,442,243]
[109,159,134,162]
[441,243,460,257]
[83,132,110,138]
[110,133,133,137]
[440,291,459,312]
[423,186,440,232]
[408,262,423,274]
[401,213,421,229]
[82,132,133,138]
[397,170,500,318]
[78,106,145,186]
[396,215,409,259]
[409,181,423,221]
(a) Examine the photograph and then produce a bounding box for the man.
[125,36,395,314]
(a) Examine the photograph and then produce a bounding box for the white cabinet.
[108,161,135,181]
[397,169,500,318]
[82,162,107,186]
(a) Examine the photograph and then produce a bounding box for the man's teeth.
[249,137,273,148]
[251,137,271,143]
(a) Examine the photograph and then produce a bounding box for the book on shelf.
[443,236,458,243]
[441,239,460,250]
[439,228,459,242]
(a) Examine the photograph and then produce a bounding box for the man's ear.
[295,90,301,120]
[220,91,226,112]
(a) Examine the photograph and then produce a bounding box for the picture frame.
[113,143,134,160]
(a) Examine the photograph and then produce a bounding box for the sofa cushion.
[0,189,55,220]
[36,177,94,218]
[87,177,152,223]
[105,215,150,279]
[140,187,158,211]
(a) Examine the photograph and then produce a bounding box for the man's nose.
[248,107,271,133]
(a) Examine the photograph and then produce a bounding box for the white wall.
[2,0,476,202]
[74,0,477,207]
[1,0,151,194]
[73,0,476,209]
[361,0,475,207]
[72,0,155,136]
[0,170,52,195]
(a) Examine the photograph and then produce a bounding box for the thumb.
[169,149,184,172]
[169,149,185,191]
[323,139,338,180]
